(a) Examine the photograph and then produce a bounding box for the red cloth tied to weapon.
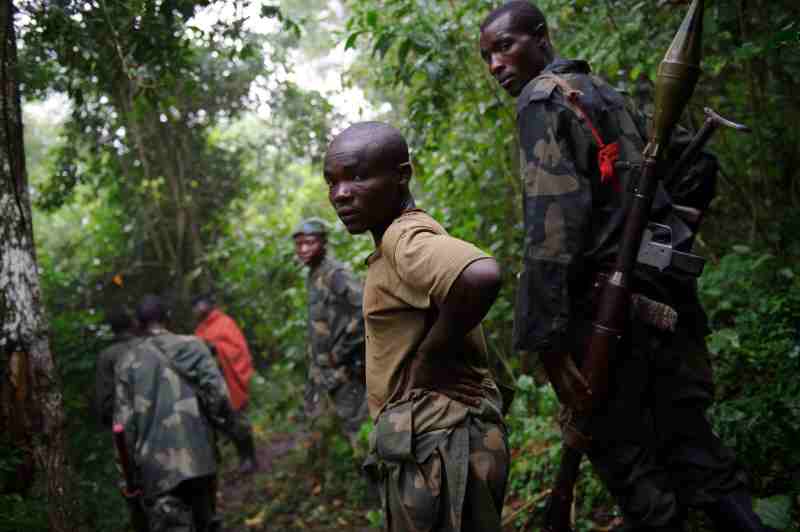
[562,85,621,192]
[598,142,620,191]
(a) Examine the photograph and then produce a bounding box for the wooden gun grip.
[113,424,141,498]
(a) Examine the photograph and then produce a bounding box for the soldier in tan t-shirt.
[323,121,511,532]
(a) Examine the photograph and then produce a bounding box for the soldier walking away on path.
[94,306,148,532]
[325,122,511,532]
[193,294,259,474]
[292,218,369,450]
[114,295,234,532]
[479,2,772,531]
[95,306,142,428]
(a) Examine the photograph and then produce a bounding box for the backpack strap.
[146,336,206,410]
[543,73,621,192]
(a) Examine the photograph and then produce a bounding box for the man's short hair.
[480,1,547,37]
[191,293,216,307]
[106,306,135,334]
[137,294,168,325]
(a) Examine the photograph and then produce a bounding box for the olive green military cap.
[291,218,328,238]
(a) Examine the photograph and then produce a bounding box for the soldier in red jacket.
[193,294,258,474]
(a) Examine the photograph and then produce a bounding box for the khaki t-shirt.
[363,209,502,429]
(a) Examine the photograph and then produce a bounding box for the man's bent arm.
[518,100,594,409]
[411,258,502,406]
[418,257,502,356]
[171,340,234,430]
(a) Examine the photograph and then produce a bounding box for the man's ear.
[537,30,552,51]
[397,161,412,187]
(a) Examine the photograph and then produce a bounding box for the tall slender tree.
[0,1,76,530]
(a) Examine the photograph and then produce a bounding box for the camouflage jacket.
[95,333,142,427]
[514,59,708,353]
[307,255,365,391]
[113,329,233,496]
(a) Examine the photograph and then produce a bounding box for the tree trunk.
[0,2,77,530]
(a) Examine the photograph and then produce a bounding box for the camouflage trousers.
[304,376,369,441]
[144,476,219,532]
[365,410,509,532]
[565,321,747,531]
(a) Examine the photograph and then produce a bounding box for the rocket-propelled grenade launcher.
[545,2,707,531]
[582,0,705,409]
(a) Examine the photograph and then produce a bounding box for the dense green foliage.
[703,247,800,492]
[3,0,799,530]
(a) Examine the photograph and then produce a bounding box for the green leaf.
[260,5,281,19]
[733,42,762,60]
[397,38,413,71]
[344,31,362,51]
[366,10,378,28]
[753,495,793,531]
[708,328,741,355]
[372,32,396,59]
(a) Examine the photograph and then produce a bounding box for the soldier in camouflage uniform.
[114,295,233,532]
[95,306,142,428]
[94,307,148,532]
[325,122,510,531]
[479,3,770,531]
[293,218,369,447]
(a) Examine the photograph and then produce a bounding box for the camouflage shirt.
[514,59,707,353]
[113,329,233,496]
[306,255,365,391]
[95,332,142,427]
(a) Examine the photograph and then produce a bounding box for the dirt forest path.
[217,431,380,532]
[214,431,613,532]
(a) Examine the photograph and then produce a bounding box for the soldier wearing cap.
[292,218,369,448]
